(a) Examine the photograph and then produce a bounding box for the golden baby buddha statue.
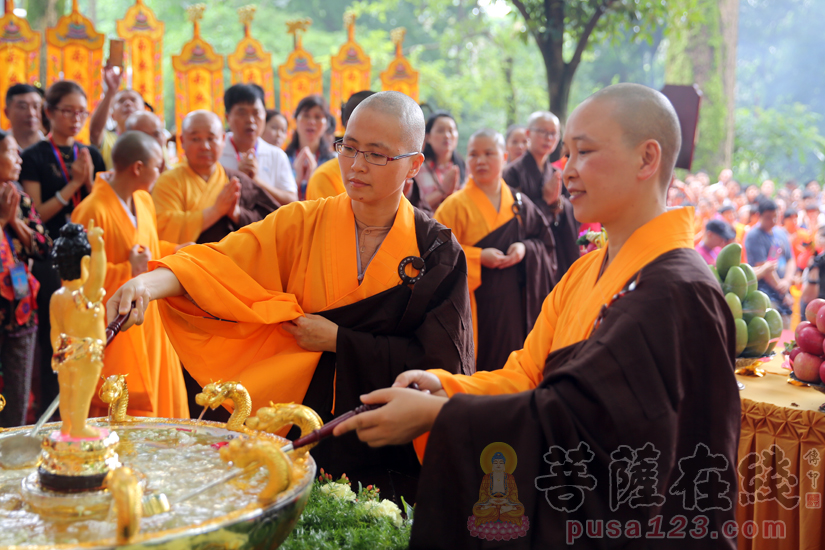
[50,220,107,439]
[40,220,120,492]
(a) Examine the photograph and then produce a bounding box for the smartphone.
[109,39,125,68]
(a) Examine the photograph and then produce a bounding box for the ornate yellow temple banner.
[380,28,419,102]
[278,18,322,134]
[0,0,41,130]
[45,0,105,144]
[228,6,274,109]
[116,0,164,123]
[171,4,224,152]
[329,12,370,135]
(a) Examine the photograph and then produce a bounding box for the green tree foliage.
[502,0,674,121]
[734,103,825,185]
[42,0,815,182]
[736,0,825,182]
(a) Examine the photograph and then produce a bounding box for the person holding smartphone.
[744,199,796,328]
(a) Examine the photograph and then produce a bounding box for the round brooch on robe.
[398,256,426,285]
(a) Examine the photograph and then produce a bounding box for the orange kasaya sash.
[549,206,696,352]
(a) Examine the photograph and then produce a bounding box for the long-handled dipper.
[142,383,422,516]
[0,305,135,469]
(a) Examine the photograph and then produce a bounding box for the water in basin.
[0,419,308,546]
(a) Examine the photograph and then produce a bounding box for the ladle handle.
[106,302,136,347]
[28,395,60,437]
[289,382,421,450]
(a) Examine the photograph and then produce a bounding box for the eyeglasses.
[53,108,90,120]
[529,128,557,138]
[335,142,419,167]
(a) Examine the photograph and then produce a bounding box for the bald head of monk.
[111,130,163,192]
[563,83,681,231]
[125,111,166,158]
[180,110,225,177]
[339,91,425,217]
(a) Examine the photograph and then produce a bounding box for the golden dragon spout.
[196,381,252,432]
[245,402,323,457]
[219,438,294,502]
[99,374,131,422]
[107,466,142,544]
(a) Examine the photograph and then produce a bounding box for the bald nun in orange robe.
[107,92,473,500]
[334,84,741,548]
[72,131,189,419]
[434,128,556,372]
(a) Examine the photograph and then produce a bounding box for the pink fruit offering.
[817,308,825,334]
[790,347,802,364]
[807,299,825,323]
[797,325,825,355]
[794,352,823,384]
[796,321,814,343]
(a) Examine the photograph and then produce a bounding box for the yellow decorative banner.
[278,18,322,135]
[330,12,370,135]
[380,28,419,102]
[0,0,41,130]
[228,6,274,108]
[116,0,165,123]
[45,0,105,144]
[171,4,224,153]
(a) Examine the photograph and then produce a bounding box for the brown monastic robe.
[411,208,740,549]
[504,153,580,278]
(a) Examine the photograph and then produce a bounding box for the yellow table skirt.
[737,354,825,550]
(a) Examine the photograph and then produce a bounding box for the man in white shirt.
[219,84,298,205]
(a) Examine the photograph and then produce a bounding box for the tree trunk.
[665,0,730,175]
[26,0,63,30]
[502,55,517,128]
[718,0,740,168]
[539,35,569,123]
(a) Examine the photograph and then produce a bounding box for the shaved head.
[182,110,223,135]
[125,111,161,133]
[111,131,162,172]
[526,111,559,129]
[584,83,681,186]
[350,91,424,152]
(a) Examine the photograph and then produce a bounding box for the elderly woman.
[0,130,51,427]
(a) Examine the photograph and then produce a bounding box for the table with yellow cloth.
[737,354,825,550]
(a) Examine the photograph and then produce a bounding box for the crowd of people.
[0,73,743,547]
[671,168,823,329]
[0,76,584,430]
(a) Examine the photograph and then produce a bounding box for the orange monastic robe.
[151,161,228,244]
[72,175,189,418]
[433,178,515,351]
[412,207,695,459]
[151,193,421,412]
[429,207,695,398]
[306,158,345,201]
